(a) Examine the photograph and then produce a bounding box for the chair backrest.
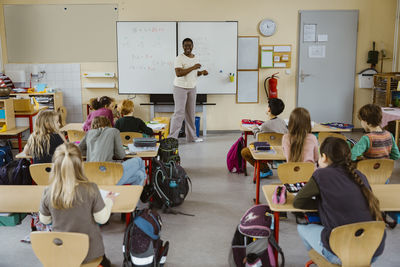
[30,163,53,185]
[356,159,394,184]
[277,162,315,184]
[257,132,283,146]
[57,106,67,128]
[67,130,86,143]
[30,232,89,267]
[330,221,385,267]
[83,162,123,185]
[120,132,143,145]
[318,132,346,144]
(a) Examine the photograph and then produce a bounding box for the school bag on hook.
[123,208,169,267]
[229,204,285,267]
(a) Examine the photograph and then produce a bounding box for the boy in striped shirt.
[351,104,400,161]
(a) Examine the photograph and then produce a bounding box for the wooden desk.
[0,185,142,213]
[262,184,400,262]
[60,123,83,132]
[250,146,286,204]
[241,122,350,176]
[381,107,400,146]
[15,106,48,133]
[0,126,30,152]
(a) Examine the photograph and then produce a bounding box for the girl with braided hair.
[294,137,385,265]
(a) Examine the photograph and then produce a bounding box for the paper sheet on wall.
[303,24,316,42]
[261,51,273,67]
[317,34,328,42]
[308,45,326,58]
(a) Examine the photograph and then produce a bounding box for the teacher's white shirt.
[174,54,200,89]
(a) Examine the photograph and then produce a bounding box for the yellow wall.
[0,0,397,129]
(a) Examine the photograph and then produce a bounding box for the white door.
[297,10,358,123]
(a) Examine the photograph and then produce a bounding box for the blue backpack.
[0,144,13,167]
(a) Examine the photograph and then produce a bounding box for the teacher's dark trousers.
[169,86,197,142]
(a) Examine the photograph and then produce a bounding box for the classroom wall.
[0,0,397,129]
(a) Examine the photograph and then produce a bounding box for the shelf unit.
[0,99,16,130]
[373,73,400,107]
[10,92,63,111]
[83,83,116,89]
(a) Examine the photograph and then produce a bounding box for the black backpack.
[143,159,190,209]
[158,138,180,164]
[0,159,32,185]
[123,209,169,267]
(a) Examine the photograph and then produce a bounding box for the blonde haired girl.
[115,99,153,135]
[24,110,65,163]
[39,143,114,266]
[282,107,318,163]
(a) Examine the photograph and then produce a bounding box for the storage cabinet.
[373,73,400,107]
[10,92,63,111]
[0,99,16,130]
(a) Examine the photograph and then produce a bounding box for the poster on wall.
[303,24,316,42]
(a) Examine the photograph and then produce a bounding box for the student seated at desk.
[79,116,146,185]
[241,98,287,177]
[351,104,400,161]
[39,143,114,267]
[83,96,115,132]
[282,107,318,164]
[24,110,66,163]
[294,137,385,265]
[115,99,153,135]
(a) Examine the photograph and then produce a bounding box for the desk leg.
[203,104,207,136]
[396,120,399,147]
[18,133,22,152]
[244,132,248,176]
[148,158,153,184]
[29,116,33,133]
[274,211,280,263]
[150,105,155,120]
[255,160,260,204]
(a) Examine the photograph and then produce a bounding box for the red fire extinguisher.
[264,72,279,98]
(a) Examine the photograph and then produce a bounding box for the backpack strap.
[122,212,135,264]
[267,234,285,267]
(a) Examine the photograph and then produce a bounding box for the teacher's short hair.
[182,38,193,45]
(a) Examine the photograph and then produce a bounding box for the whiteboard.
[238,37,259,70]
[117,22,176,94]
[178,22,237,94]
[237,71,259,103]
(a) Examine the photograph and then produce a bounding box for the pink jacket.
[282,133,319,163]
[83,108,114,132]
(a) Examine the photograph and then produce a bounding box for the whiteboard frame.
[117,20,238,95]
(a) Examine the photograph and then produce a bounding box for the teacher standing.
[169,38,208,142]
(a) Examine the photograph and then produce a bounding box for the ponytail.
[90,96,113,110]
[50,143,90,209]
[320,137,383,221]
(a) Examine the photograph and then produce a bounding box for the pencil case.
[272,185,287,205]
[133,138,157,147]
[253,142,271,151]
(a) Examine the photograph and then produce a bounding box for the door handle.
[300,70,311,82]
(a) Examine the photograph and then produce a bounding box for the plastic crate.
[0,213,27,226]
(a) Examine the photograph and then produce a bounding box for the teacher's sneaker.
[194,138,203,142]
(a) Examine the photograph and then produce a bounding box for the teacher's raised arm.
[169,38,207,143]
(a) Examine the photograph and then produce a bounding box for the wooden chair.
[30,232,102,267]
[120,132,143,145]
[318,132,346,145]
[356,159,394,184]
[83,162,123,185]
[277,162,314,184]
[306,221,385,267]
[67,130,86,143]
[30,163,53,185]
[57,106,67,128]
[257,132,284,146]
